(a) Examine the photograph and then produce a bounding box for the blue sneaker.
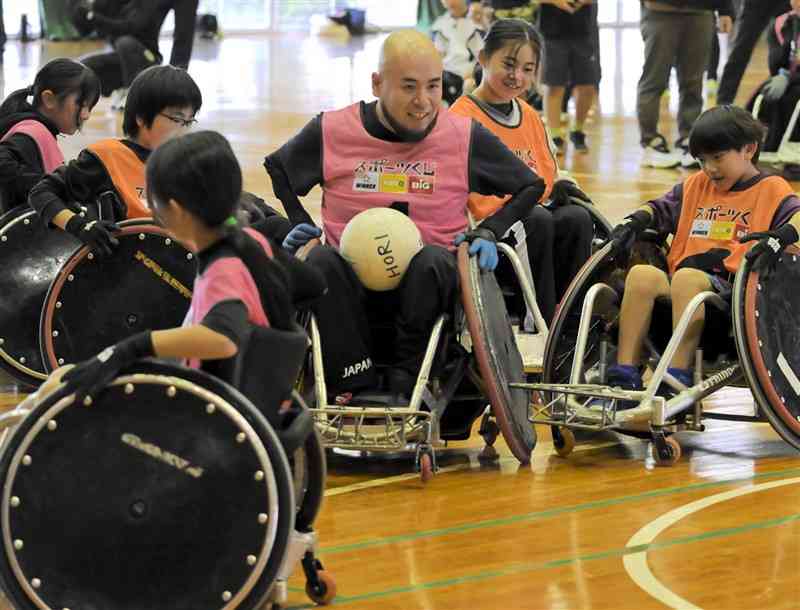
[657,367,693,399]
[594,364,643,411]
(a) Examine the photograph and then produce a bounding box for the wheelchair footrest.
[310,406,434,451]
[514,382,662,430]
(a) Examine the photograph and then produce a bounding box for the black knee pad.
[555,204,594,239]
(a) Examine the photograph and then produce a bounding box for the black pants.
[0,0,5,59]
[306,244,458,394]
[708,29,720,81]
[750,80,800,152]
[498,204,594,325]
[718,0,790,105]
[81,35,162,96]
[442,70,465,106]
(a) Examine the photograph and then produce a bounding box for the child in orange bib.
[450,18,594,325]
[606,105,800,400]
[29,65,202,259]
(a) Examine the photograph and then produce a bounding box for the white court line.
[623,477,800,609]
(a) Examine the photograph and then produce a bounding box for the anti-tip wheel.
[553,426,575,458]
[479,444,499,461]
[306,570,337,605]
[419,452,434,483]
[652,435,681,466]
[419,453,435,483]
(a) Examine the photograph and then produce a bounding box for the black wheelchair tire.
[0,361,296,610]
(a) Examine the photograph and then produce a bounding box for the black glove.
[68,0,95,36]
[65,214,120,259]
[549,179,591,208]
[609,209,652,256]
[741,223,799,279]
[62,332,154,406]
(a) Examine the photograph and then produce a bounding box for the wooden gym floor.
[1,26,799,610]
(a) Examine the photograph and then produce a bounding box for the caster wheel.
[479,415,500,447]
[479,444,499,461]
[305,570,337,605]
[553,426,575,458]
[420,452,434,483]
[652,436,681,466]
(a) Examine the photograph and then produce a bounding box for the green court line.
[286,511,800,609]
[319,466,800,556]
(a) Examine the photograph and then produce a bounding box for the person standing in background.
[717,0,792,105]
[637,0,734,169]
[73,0,198,110]
[539,0,599,155]
[432,0,485,105]
[0,0,6,63]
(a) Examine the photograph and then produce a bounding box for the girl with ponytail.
[0,57,100,213]
[61,130,326,409]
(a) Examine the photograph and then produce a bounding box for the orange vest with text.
[87,139,150,219]
[666,172,795,274]
[449,96,556,220]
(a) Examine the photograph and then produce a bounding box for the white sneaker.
[641,135,680,169]
[110,87,128,111]
[676,137,700,169]
[680,149,700,169]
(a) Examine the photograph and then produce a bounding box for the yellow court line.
[325,436,646,497]
[324,423,755,497]
[623,477,800,609]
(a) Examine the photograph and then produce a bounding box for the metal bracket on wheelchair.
[310,406,435,451]
[516,382,663,430]
[271,529,320,604]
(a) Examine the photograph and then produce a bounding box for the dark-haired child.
[29,64,202,258]
[606,105,800,398]
[450,18,593,324]
[0,58,100,213]
[61,130,326,408]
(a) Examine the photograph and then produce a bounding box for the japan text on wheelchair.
[519,236,800,466]
[299,200,611,480]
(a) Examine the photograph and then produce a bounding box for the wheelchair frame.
[306,243,546,481]
[519,243,760,466]
[0,369,335,609]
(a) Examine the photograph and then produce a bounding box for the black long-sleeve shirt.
[264,101,545,241]
[28,139,150,224]
[92,0,198,68]
[0,111,59,211]
[197,237,326,380]
[768,12,800,77]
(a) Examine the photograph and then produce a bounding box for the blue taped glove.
[454,228,499,271]
[282,223,322,253]
[763,70,790,102]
